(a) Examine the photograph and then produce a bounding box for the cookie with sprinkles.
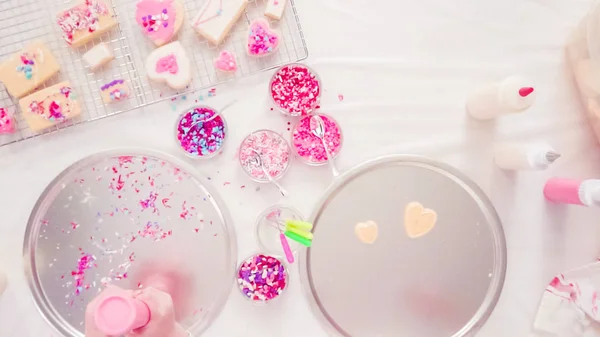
[0,108,15,134]
[247,19,280,57]
[57,0,118,48]
[136,0,185,47]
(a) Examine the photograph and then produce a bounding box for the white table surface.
[2,0,600,336]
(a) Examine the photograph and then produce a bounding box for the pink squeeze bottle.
[543,178,600,206]
[86,286,187,337]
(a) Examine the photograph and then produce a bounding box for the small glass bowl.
[236,253,289,304]
[255,205,304,256]
[174,105,227,159]
[269,63,322,117]
[291,113,343,166]
[238,129,292,183]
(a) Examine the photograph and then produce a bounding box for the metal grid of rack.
[0,0,308,147]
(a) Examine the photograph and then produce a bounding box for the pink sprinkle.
[162,198,171,208]
[270,64,321,116]
[239,130,291,181]
[70,221,80,230]
[223,182,231,186]
[292,114,342,164]
[338,94,344,102]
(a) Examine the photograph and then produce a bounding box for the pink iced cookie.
[247,19,279,57]
[0,108,15,134]
[214,51,237,72]
[136,0,185,47]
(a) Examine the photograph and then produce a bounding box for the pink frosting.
[136,0,176,43]
[214,51,237,72]
[156,54,178,74]
[0,108,14,134]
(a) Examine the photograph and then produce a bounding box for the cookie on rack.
[192,0,248,45]
[57,0,118,48]
[82,43,115,71]
[19,82,81,133]
[265,0,287,20]
[214,51,237,73]
[0,41,60,98]
[136,0,185,47]
[100,79,130,104]
[0,108,15,135]
[146,41,191,90]
[247,19,280,57]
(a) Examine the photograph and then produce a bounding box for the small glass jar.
[236,253,289,304]
[174,105,227,159]
[238,129,292,182]
[269,63,322,117]
[291,113,343,166]
[255,205,304,256]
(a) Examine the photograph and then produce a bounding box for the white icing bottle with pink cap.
[544,178,600,206]
[467,76,536,120]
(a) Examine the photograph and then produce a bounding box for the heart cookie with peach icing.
[355,220,378,244]
[404,202,437,238]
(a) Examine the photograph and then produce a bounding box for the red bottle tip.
[519,87,534,97]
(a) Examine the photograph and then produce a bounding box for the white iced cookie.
[0,41,60,98]
[192,0,248,45]
[136,0,185,47]
[82,43,114,71]
[146,41,191,89]
[265,0,287,20]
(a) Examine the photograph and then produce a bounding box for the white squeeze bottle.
[467,76,536,120]
[494,142,560,171]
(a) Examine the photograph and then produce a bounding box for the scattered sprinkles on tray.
[237,254,287,303]
[239,130,291,182]
[176,106,226,158]
[270,64,321,116]
[292,114,342,164]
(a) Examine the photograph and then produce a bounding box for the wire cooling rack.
[0,0,308,147]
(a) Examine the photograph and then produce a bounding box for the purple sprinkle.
[101,79,124,91]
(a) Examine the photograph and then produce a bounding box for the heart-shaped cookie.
[0,108,14,134]
[214,51,237,72]
[404,202,437,238]
[247,19,280,57]
[355,220,378,244]
[146,41,191,90]
[136,0,184,47]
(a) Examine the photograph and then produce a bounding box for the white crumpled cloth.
[530,262,600,337]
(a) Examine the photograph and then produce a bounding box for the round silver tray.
[23,149,237,337]
[299,155,506,337]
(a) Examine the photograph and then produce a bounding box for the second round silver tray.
[299,155,507,337]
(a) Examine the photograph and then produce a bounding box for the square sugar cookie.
[0,41,60,98]
[19,82,81,133]
[100,79,130,104]
[192,0,248,45]
[57,0,118,48]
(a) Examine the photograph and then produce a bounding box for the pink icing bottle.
[86,285,187,337]
[543,178,600,206]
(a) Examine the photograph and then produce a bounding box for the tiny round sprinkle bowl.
[255,205,304,256]
[269,63,322,117]
[292,113,343,166]
[238,129,292,183]
[236,253,289,304]
[175,105,227,159]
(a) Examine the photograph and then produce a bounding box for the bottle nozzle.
[544,151,561,163]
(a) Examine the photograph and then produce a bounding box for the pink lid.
[94,294,150,336]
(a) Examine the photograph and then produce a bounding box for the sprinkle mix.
[16,52,37,80]
[239,130,290,182]
[0,108,14,134]
[141,8,170,32]
[237,254,287,302]
[270,64,321,116]
[57,0,109,44]
[292,114,342,164]
[176,107,226,158]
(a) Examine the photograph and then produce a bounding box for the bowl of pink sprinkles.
[269,63,322,117]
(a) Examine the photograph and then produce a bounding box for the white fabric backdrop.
[1,0,600,336]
